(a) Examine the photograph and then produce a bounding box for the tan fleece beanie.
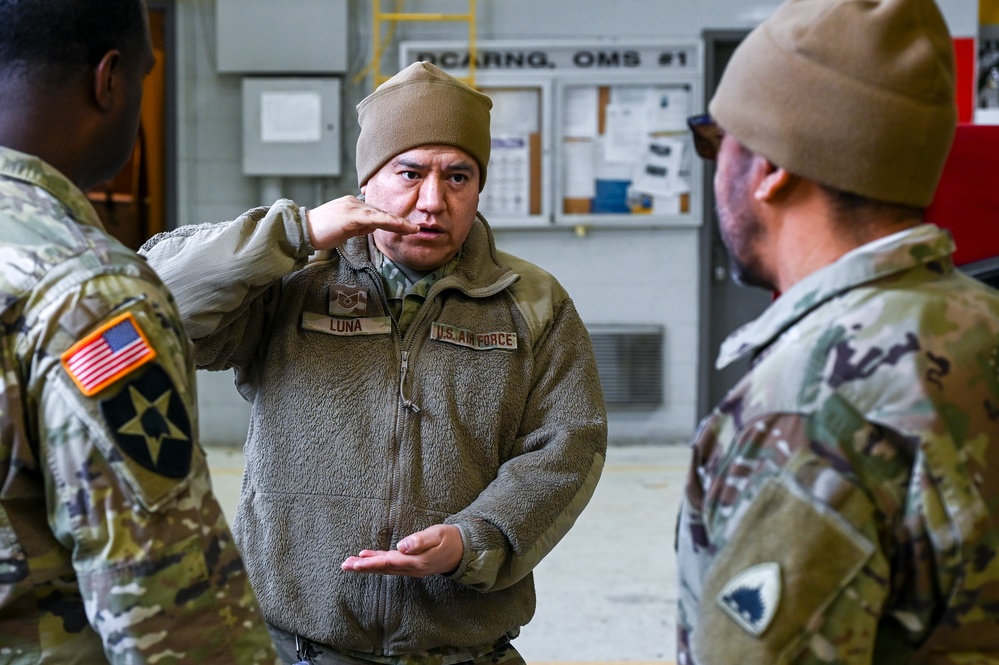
[356,61,493,190]
[710,0,957,208]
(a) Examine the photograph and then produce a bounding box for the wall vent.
[587,325,663,409]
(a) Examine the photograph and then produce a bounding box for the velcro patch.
[100,365,192,479]
[694,470,875,663]
[329,284,369,316]
[302,312,392,336]
[61,312,156,396]
[717,562,781,636]
[431,321,518,351]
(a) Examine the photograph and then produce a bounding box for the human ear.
[92,50,122,112]
[754,161,792,202]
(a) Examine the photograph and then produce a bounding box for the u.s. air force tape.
[431,321,517,351]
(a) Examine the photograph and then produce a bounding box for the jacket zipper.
[354,260,509,651]
[358,263,398,653]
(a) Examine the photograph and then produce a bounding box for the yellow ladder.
[370,0,478,87]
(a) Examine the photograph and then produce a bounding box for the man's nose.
[417,176,446,213]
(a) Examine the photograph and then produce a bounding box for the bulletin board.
[400,40,704,229]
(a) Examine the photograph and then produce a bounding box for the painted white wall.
[176,0,978,446]
[494,226,701,443]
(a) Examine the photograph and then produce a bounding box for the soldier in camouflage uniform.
[677,0,999,663]
[0,1,279,661]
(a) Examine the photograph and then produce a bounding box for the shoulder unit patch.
[717,562,782,637]
[100,365,192,479]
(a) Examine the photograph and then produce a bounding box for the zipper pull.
[399,351,421,413]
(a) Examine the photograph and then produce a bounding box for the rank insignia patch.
[100,365,192,479]
[61,312,156,396]
[717,562,781,637]
[329,285,368,317]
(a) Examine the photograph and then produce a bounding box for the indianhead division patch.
[100,365,192,479]
[717,562,782,637]
[61,312,156,397]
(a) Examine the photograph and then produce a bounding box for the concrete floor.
[206,443,690,664]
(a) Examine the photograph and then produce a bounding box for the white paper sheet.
[630,136,688,197]
[563,139,596,199]
[489,89,540,135]
[480,135,531,217]
[260,91,322,143]
[564,87,600,138]
[603,103,648,163]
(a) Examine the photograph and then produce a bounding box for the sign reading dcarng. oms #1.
[401,41,701,74]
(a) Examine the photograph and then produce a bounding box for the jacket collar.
[0,146,106,231]
[717,223,956,369]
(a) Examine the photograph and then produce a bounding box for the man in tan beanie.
[676,0,999,663]
[140,61,607,664]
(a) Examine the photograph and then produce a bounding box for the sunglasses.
[687,114,725,161]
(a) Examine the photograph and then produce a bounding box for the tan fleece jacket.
[140,201,607,656]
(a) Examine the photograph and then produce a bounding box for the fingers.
[397,529,433,555]
[305,196,418,250]
[340,525,462,578]
[341,551,397,572]
[340,549,427,576]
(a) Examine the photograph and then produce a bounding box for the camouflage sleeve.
[30,270,278,664]
[678,410,917,665]
[139,200,312,371]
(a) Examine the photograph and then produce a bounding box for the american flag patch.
[61,312,157,396]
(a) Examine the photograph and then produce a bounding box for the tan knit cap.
[710,0,957,208]
[356,62,493,190]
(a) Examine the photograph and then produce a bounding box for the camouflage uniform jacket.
[677,224,999,664]
[0,146,277,664]
[140,202,607,660]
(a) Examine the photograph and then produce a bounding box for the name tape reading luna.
[431,322,517,351]
[302,312,392,336]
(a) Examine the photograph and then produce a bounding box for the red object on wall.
[953,38,975,124]
[925,124,999,267]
